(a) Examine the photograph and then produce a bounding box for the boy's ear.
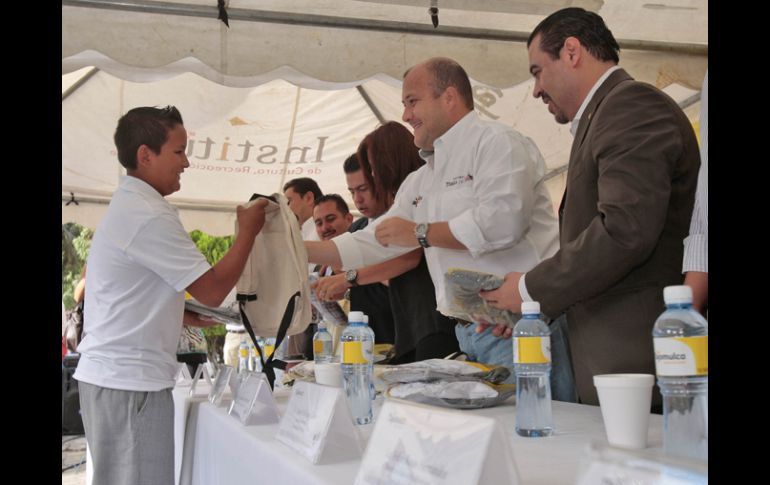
[136,145,152,168]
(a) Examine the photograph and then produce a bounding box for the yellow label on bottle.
[239,347,248,358]
[313,341,324,354]
[654,336,708,376]
[264,345,275,358]
[513,337,551,364]
[342,341,370,364]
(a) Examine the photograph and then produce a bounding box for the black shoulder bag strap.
[238,291,300,390]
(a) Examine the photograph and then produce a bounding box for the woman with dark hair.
[316,121,460,363]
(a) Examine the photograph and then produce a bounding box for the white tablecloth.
[172,384,212,485]
[177,388,664,485]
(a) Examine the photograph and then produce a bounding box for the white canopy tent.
[62,0,707,235]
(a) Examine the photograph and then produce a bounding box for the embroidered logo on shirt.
[412,196,423,207]
[445,174,473,188]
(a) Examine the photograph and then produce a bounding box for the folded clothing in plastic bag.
[380,359,515,409]
[443,267,521,326]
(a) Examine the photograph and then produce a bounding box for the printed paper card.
[576,443,708,485]
[208,365,235,406]
[276,380,363,464]
[228,372,279,425]
[189,363,213,396]
[355,399,520,485]
[204,362,218,380]
[175,363,193,385]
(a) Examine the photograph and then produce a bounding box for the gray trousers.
[79,381,174,485]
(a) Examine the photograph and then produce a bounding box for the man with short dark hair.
[480,8,700,407]
[283,177,323,241]
[75,106,267,484]
[313,194,354,241]
[343,153,388,225]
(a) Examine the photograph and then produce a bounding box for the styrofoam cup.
[314,362,343,387]
[593,374,654,449]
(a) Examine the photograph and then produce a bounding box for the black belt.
[228,329,246,334]
[451,318,474,327]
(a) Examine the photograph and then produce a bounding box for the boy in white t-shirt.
[74,106,268,485]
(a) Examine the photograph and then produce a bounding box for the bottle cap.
[663,285,693,304]
[363,315,369,324]
[521,301,540,315]
[348,311,365,323]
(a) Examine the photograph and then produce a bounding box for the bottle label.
[313,341,324,355]
[239,347,248,358]
[264,345,275,358]
[513,336,551,364]
[653,336,708,376]
[342,341,372,364]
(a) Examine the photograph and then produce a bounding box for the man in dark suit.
[480,7,700,406]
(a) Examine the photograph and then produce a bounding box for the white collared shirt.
[570,65,622,136]
[683,70,707,273]
[75,176,211,391]
[333,111,559,315]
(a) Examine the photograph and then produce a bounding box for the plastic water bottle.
[653,285,708,462]
[263,337,276,360]
[341,311,374,425]
[513,301,553,437]
[248,339,261,372]
[238,339,249,374]
[363,314,376,400]
[313,321,333,363]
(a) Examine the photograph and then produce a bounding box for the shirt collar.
[418,110,477,165]
[570,65,621,136]
[120,175,165,201]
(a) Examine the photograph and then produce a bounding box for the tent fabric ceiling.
[62,0,707,235]
[63,0,707,89]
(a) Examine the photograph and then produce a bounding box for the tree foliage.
[61,223,233,319]
[61,223,92,310]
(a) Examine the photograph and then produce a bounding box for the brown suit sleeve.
[526,82,692,318]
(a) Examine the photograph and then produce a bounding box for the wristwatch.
[414,222,430,248]
[345,269,359,287]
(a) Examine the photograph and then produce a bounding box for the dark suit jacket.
[526,69,700,405]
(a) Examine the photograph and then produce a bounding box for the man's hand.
[477,271,524,339]
[479,271,524,312]
[684,271,708,315]
[313,273,350,301]
[475,321,513,339]
[236,198,269,239]
[375,217,419,247]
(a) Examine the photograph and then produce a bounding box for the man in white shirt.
[307,58,563,385]
[283,177,325,357]
[283,177,323,242]
[683,71,708,314]
[74,106,267,485]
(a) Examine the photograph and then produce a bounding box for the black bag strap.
[238,290,300,390]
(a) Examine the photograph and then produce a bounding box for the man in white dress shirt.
[306,58,572,390]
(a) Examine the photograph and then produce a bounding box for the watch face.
[416,223,427,237]
[346,269,357,283]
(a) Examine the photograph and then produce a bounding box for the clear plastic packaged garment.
[444,268,521,326]
[381,359,515,409]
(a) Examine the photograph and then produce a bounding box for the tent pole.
[356,86,386,125]
[62,67,100,101]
